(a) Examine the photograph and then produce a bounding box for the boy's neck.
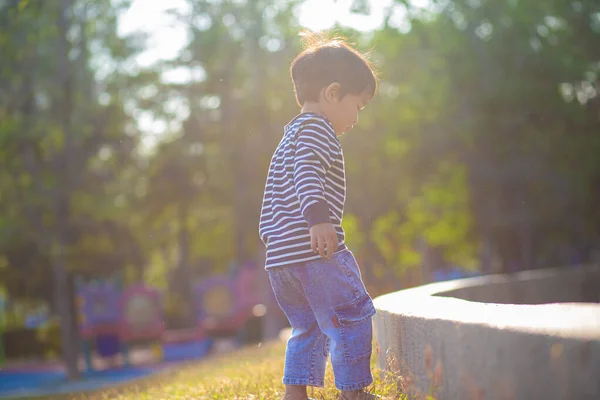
[301,102,324,116]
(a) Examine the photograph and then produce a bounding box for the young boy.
[259,31,379,400]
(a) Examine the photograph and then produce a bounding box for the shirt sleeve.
[293,117,341,228]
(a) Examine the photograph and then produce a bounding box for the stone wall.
[372,266,600,400]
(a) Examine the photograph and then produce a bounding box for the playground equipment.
[195,275,241,334]
[74,260,263,370]
[120,285,165,359]
[76,279,164,371]
[195,261,261,337]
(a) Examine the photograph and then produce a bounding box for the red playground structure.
[76,279,165,371]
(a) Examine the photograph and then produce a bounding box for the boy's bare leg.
[284,384,309,400]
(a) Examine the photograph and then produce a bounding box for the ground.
[17,340,405,400]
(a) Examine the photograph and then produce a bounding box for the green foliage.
[1,0,599,347]
[0,0,148,302]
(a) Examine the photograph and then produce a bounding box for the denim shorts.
[267,249,376,391]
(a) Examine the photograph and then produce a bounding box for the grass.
[24,340,407,400]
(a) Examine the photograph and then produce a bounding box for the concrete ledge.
[372,265,600,400]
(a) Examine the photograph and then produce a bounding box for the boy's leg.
[268,266,329,394]
[295,250,376,393]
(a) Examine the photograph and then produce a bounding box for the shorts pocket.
[333,293,376,364]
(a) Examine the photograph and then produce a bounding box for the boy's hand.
[309,222,338,259]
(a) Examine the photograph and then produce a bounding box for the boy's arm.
[293,119,341,228]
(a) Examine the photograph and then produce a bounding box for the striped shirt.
[259,113,347,269]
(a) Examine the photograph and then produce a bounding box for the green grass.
[26,340,407,400]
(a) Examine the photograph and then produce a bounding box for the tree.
[0,0,150,378]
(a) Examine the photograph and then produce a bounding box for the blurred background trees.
[1,0,598,377]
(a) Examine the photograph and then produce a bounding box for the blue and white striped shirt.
[259,113,347,269]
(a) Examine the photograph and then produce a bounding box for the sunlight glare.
[118,0,190,67]
[298,0,394,32]
[116,0,431,149]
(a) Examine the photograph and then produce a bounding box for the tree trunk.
[219,55,244,261]
[177,202,190,273]
[55,0,80,379]
[174,201,195,328]
[52,234,79,379]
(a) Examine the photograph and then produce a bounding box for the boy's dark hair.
[290,30,378,107]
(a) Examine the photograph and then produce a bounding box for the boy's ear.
[324,82,341,103]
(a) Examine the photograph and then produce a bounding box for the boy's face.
[322,85,371,136]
